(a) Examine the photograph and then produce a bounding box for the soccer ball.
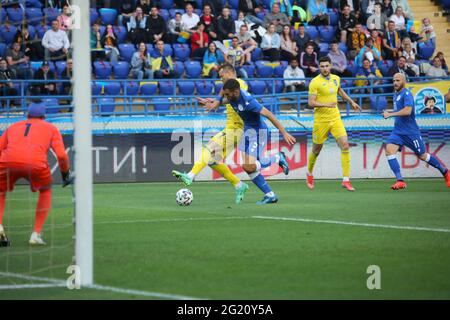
[176,189,193,206]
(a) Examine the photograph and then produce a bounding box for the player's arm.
[197,91,227,112]
[338,87,361,111]
[260,107,296,145]
[383,106,413,118]
[50,127,72,186]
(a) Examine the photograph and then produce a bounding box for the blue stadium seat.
[256,11,266,21]
[55,61,67,77]
[7,7,24,24]
[112,61,130,79]
[319,26,337,43]
[113,26,128,44]
[443,0,450,9]
[94,61,112,79]
[178,82,195,95]
[229,0,239,9]
[119,44,136,63]
[338,42,348,55]
[255,61,274,78]
[169,9,185,19]
[214,81,223,94]
[0,43,7,58]
[251,47,263,61]
[305,26,319,39]
[153,97,171,112]
[262,0,271,9]
[318,42,330,57]
[242,63,256,78]
[140,83,158,95]
[26,25,36,39]
[124,81,139,95]
[195,81,214,95]
[43,7,59,25]
[196,0,204,9]
[347,61,358,76]
[91,82,102,96]
[43,98,61,114]
[0,25,17,45]
[418,42,435,60]
[173,44,191,62]
[230,9,237,21]
[159,81,175,95]
[266,80,284,94]
[249,81,266,94]
[161,0,174,10]
[0,8,6,22]
[378,61,389,76]
[328,9,338,26]
[90,8,99,25]
[25,8,43,26]
[274,65,287,78]
[30,61,55,73]
[104,82,122,95]
[173,61,185,77]
[184,61,202,78]
[36,24,50,39]
[370,96,387,113]
[97,97,116,115]
[159,9,170,21]
[99,8,118,25]
[145,43,154,53]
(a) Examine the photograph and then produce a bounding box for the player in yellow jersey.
[306,56,361,191]
[172,64,250,203]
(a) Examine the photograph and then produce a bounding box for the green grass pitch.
[1,179,449,299]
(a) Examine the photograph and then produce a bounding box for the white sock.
[255,161,262,172]
[343,177,350,182]
[275,154,281,163]
[266,191,275,197]
[187,172,195,180]
[235,181,244,190]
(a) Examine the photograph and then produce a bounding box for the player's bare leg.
[385,144,407,190]
[29,188,52,246]
[336,136,355,191]
[307,143,322,190]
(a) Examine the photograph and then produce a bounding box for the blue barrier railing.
[0,76,448,118]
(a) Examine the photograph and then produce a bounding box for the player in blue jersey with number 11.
[383,73,450,190]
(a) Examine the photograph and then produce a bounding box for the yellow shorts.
[209,127,244,160]
[312,119,347,145]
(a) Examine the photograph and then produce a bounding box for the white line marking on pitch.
[0,272,205,300]
[252,216,450,234]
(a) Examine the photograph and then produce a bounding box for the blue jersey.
[228,90,267,130]
[392,88,420,135]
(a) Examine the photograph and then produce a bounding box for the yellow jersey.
[308,74,341,123]
[225,78,247,129]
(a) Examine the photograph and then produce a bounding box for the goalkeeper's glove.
[61,170,73,188]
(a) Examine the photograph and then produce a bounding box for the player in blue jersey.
[199,79,296,204]
[383,73,450,190]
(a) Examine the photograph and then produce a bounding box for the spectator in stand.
[338,4,357,45]
[202,42,224,78]
[426,56,448,78]
[236,24,258,64]
[90,22,105,62]
[381,0,394,20]
[387,56,416,79]
[354,57,383,93]
[283,58,306,92]
[270,0,293,18]
[307,0,329,26]
[216,7,235,41]
[328,41,353,77]
[355,37,381,67]
[131,42,153,80]
[225,37,248,78]
[167,12,189,44]
[0,58,18,107]
[152,40,179,79]
[14,24,45,61]
[294,23,312,52]
[200,4,218,42]
[407,26,422,49]
[203,0,223,16]
[389,6,407,39]
[116,0,135,26]
[261,24,281,62]
[5,42,31,80]
[102,25,120,64]
[280,25,299,62]
[360,0,377,21]
[32,61,57,96]
[392,0,413,20]
[191,22,209,59]
[383,20,401,60]
[182,3,201,33]
[299,43,319,77]
[136,0,151,15]
[146,6,167,44]
[400,38,419,76]
[347,23,366,60]
[370,29,384,55]
[60,58,73,96]
[42,20,71,61]
[127,7,148,45]
[57,4,73,32]
[236,11,248,32]
[264,3,290,34]
[420,18,436,47]
[435,52,448,73]
[291,1,308,26]
[366,2,388,32]
[239,0,264,26]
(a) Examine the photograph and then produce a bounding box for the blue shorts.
[239,127,268,160]
[386,133,426,156]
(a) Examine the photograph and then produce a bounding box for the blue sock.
[426,154,448,175]
[387,155,403,181]
[249,172,272,194]
[259,154,280,169]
